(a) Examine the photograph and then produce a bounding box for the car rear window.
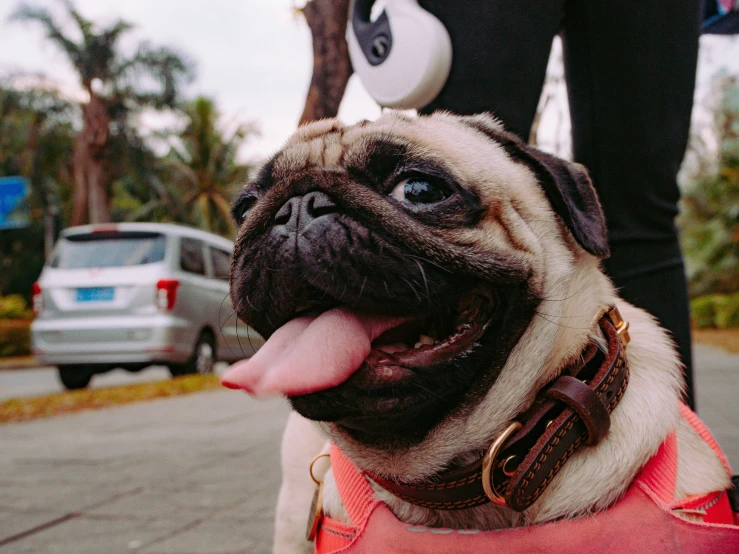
[210,248,231,280]
[180,237,206,275]
[49,232,167,269]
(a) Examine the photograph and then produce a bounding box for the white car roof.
[60,223,234,251]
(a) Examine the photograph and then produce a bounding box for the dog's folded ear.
[458,114,610,258]
[521,147,610,258]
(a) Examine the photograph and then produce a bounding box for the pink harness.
[315,405,738,553]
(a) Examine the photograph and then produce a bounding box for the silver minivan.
[31,223,261,389]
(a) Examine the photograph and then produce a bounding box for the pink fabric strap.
[329,444,378,529]
[679,402,733,475]
[636,404,733,507]
[636,431,679,504]
[318,405,738,553]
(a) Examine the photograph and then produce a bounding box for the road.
[0,363,232,401]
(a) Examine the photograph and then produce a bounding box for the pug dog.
[222,112,730,553]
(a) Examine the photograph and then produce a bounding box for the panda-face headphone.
[347,0,452,109]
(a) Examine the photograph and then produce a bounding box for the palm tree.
[10,0,194,224]
[164,97,254,236]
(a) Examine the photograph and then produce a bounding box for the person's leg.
[418,0,565,140]
[561,0,701,408]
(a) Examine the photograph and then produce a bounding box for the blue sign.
[0,177,30,230]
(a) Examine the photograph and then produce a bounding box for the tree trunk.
[72,92,111,224]
[87,156,109,223]
[71,134,88,226]
[299,0,353,125]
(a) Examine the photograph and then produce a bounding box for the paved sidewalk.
[0,391,290,553]
[0,345,736,553]
[691,345,738,466]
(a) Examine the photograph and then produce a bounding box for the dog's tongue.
[221,307,408,397]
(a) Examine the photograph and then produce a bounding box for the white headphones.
[347,0,452,109]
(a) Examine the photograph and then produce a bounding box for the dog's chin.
[288,283,535,449]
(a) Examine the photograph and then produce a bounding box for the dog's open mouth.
[221,289,495,398]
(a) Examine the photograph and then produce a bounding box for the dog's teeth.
[377,343,407,354]
[413,335,435,349]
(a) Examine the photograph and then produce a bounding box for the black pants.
[419,0,700,408]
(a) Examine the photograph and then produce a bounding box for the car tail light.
[91,225,120,233]
[156,279,179,311]
[32,282,43,316]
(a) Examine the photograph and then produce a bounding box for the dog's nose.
[274,191,338,233]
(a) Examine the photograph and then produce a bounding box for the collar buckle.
[607,306,630,346]
[481,421,523,505]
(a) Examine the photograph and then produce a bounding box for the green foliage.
[0,295,33,319]
[690,295,719,329]
[679,76,739,297]
[689,293,739,329]
[10,0,195,225]
[715,293,739,329]
[160,96,255,237]
[2,4,255,305]
[0,320,31,357]
[0,294,33,319]
[0,84,75,299]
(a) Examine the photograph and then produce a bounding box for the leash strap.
[330,444,378,528]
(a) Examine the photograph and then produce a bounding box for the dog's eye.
[233,195,258,226]
[390,177,450,205]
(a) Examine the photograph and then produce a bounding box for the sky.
[1,0,738,166]
[0,0,381,159]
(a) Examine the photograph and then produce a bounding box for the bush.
[0,295,33,319]
[691,295,719,329]
[0,319,31,357]
[679,75,739,298]
[691,293,739,329]
[714,293,739,329]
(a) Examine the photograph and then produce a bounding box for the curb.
[0,357,46,371]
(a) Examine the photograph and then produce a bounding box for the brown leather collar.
[369,306,631,513]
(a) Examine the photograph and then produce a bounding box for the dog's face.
[229,112,609,462]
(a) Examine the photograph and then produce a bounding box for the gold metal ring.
[309,453,331,486]
[481,421,522,505]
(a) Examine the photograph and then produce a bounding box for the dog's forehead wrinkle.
[342,136,415,175]
[288,117,346,144]
[273,141,311,177]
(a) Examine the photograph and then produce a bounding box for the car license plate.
[76,287,115,302]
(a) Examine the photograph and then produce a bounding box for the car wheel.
[169,331,216,377]
[58,366,93,390]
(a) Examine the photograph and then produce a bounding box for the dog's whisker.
[358,276,368,301]
[406,253,453,274]
[533,311,592,330]
[414,259,432,312]
[218,293,238,359]
[534,290,586,302]
[410,380,445,401]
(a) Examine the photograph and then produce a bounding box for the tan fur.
[270,112,730,553]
